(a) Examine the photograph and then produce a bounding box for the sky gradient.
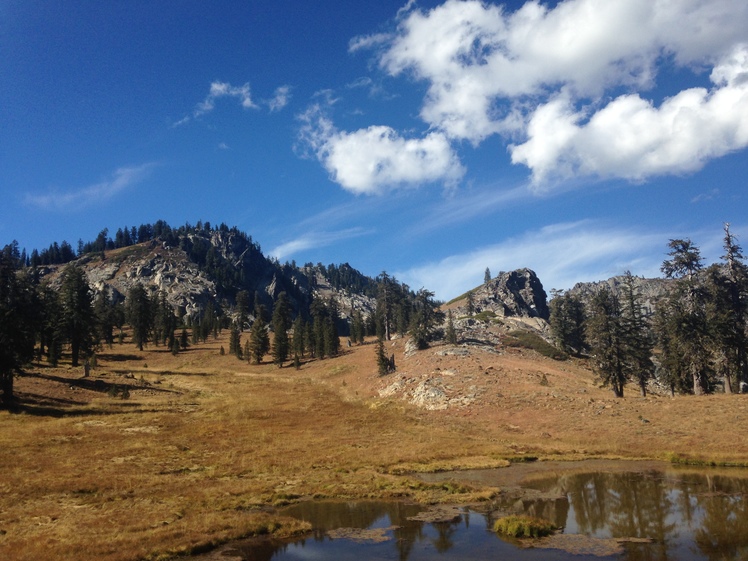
[3,0,747,300]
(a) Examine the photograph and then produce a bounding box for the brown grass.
[2,332,748,560]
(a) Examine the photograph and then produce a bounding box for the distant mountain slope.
[29,221,378,327]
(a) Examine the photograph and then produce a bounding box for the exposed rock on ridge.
[467,268,549,320]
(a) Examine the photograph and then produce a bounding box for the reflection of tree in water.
[691,475,748,561]
[389,502,426,561]
[563,473,614,534]
[275,501,466,561]
[561,472,676,561]
[431,521,457,553]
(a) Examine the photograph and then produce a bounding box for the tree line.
[550,225,747,397]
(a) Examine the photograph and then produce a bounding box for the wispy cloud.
[396,221,670,300]
[23,163,156,211]
[266,85,292,112]
[691,188,720,203]
[405,183,531,237]
[174,80,258,126]
[269,228,373,262]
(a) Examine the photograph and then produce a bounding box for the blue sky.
[2,0,748,300]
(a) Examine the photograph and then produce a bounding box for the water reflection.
[197,467,748,561]
[519,469,748,561]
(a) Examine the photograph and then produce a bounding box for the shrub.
[493,515,555,538]
[504,330,568,361]
[474,310,497,322]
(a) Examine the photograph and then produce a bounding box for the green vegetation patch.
[473,310,498,323]
[493,515,556,538]
[504,330,568,361]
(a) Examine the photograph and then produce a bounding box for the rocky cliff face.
[466,268,550,320]
[566,275,671,317]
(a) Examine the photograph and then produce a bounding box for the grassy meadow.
[2,331,748,560]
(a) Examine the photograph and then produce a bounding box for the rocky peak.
[469,268,549,320]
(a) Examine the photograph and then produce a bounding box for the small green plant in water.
[493,515,556,538]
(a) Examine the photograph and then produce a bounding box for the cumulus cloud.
[511,45,748,184]
[24,163,155,211]
[352,0,748,184]
[298,106,464,194]
[397,221,667,300]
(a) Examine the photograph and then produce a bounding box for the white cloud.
[352,0,748,184]
[511,45,748,184]
[24,163,155,211]
[267,85,292,112]
[174,81,258,125]
[298,106,464,194]
[397,221,667,300]
[269,228,373,261]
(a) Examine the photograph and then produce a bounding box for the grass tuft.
[493,515,556,538]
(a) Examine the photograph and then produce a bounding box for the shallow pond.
[196,462,748,561]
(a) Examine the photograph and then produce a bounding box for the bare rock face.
[472,268,549,320]
[566,275,670,317]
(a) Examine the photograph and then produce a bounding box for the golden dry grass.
[2,331,748,560]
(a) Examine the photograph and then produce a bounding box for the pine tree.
[619,271,654,396]
[229,324,242,359]
[466,291,475,315]
[271,292,291,367]
[248,318,270,364]
[549,290,587,356]
[235,290,250,331]
[445,309,458,345]
[708,223,748,392]
[351,309,365,345]
[657,239,712,394]
[409,288,444,350]
[292,316,306,358]
[376,339,389,376]
[586,287,627,397]
[93,286,116,349]
[0,255,36,405]
[59,264,95,367]
[484,268,491,284]
[126,285,152,351]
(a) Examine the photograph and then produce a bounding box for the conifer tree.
[292,316,306,358]
[549,290,587,356]
[445,309,457,345]
[484,268,491,284]
[409,288,444,350]
[271,292,291,367]
[229,324,242,359]
[0,255,36,404]
[466,291,475,315]
[248,319,269,364]
[376,339,389,376]
[656,239,712,394]
[59,264,95,366]
[93,286,116,349]
[235,290,250,331]
[706,223,748,392]
[126,284,152,351]
[585,287,627,397]
[619,271,654,396]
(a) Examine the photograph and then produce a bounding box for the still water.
[201,465,748,561]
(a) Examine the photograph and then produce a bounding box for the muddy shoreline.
[415,458,671,489]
